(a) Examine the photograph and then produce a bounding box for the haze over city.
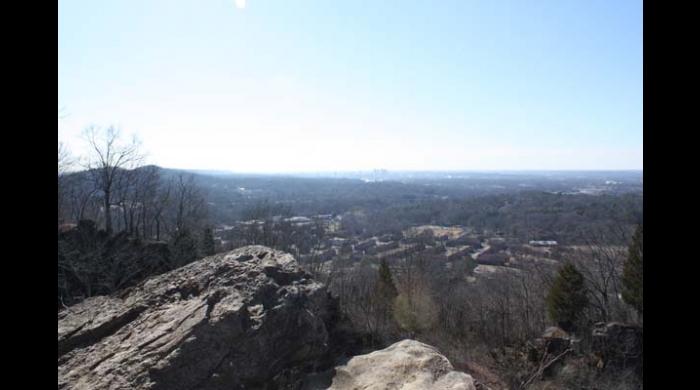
[58,2,645,388]
[58,0,642,173]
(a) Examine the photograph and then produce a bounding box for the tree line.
[58,126,216,307]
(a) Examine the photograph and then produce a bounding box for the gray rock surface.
[328,339,476,390]
[58,245,332,390]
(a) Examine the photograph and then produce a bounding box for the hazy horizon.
[59,0,642,172]
[155,166,644,178]
[180,167,643,174]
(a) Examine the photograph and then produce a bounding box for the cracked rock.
[57,245,332,390]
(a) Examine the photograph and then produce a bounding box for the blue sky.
[58,0,642,172]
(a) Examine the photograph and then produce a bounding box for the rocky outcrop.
[58,245,333,390]
[58,220,173,308]
[538,326,574,355]
[328,339,476,390]
[522,327,577,381]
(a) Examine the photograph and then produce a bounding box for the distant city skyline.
[59,0,642,172]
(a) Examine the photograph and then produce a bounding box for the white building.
[529,240,558,247]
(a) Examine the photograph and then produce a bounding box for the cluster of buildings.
[215,216,562,281]
[301,225,489,267]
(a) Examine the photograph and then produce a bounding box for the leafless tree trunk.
[136,166,160,239]
[153,179,172,241]
[82,125,144,235]
[573,225,631,324]
[58,142,72,224]
[170,173,207,235]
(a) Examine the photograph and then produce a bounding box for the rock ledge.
[58,245,331,390]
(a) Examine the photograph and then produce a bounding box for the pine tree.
[201,227,216,257]
[376,259,398,300]
[375,259,398,336]
[622,224,643,317]
[392,282,438,336]
[546,262,588,332]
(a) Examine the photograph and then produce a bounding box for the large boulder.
[328,339,476,390]
[525,327,576,379]
[540,326,573,355]
[58,245,333,390]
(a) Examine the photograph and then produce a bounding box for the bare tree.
[82,126,144,235]
[572,225,632,324]
[135,166,162,239]
[63,174,99,223]
[58,142,72,224]
[301,220,329,280]
[152,178,172,241]
[112,167,159,236]
[58,142,72,176]
[171,173,207,234]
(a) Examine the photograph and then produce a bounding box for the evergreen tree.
[376,259,398,300]
[622,224,643,317]
[201,227,216,257]
[375,259,398,337]
[546,262,588,332]
[392,283,438,336]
